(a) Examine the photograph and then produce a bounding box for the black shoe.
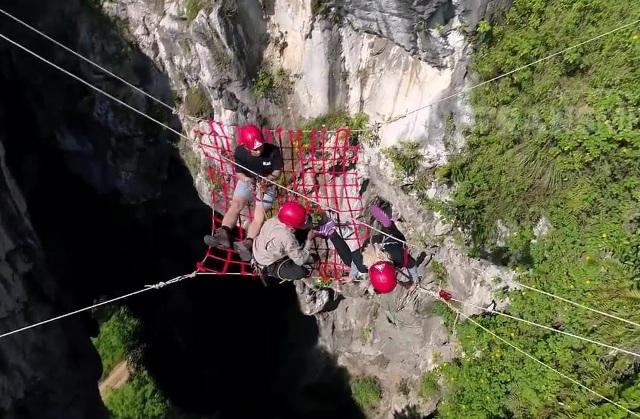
[204,228,232,249]
[233,239,253,262]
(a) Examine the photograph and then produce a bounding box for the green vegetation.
[351,376,382,412]
[300,111,377,147]
[178,137,200,176]
[431,300,457,332]
[429,260,449,286]
[94,308,176,418]
[92,307,141,379]
[253,67,293,104]
[419,371,440,400]
[104,369,173,418]
[382,140,457,219]
[184,0,212,22]
[311,0,330,17]
[382,141,423,179]
[310,0,342,24]
[183,85,213,117]
[361,325,374,344]
[314,277,334,289]
[433,0,640,417]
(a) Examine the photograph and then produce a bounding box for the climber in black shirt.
[204,124,283,261]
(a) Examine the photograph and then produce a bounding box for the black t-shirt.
[233,143,283,178]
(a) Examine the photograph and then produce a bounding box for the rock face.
[101,0,516,416]
[0,134,107,418]
[0,0,181,415]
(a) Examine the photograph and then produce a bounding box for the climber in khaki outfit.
[204,124,283,261]
[252,201,335,281]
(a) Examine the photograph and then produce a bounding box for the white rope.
[0,7,375,134]
[516,283,640,329]
[0,271,198,340]
[2,28,639,334]
[442,300,640,418]
[383,19,640,124]
[449,297,640,359]
[0,30,402,244]
[0,7,181,115]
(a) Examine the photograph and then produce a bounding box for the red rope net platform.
[193,120,369,280]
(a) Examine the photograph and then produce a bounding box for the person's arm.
[266,145,284,182]
[264,170,281,182]
[285,230,315,266]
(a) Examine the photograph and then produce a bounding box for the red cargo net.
[193,120,368,280]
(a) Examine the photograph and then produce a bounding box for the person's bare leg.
[234,202,266,261]
[204,197,248,249]
[221,197,247,229]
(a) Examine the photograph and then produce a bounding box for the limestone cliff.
[0,0,183,415]
[0,127,106,418]
[97,0,518,416]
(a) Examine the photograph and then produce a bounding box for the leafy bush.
[184,0,212,22]
[184,0,200,22]
[437,0,640,417]
[104,369,173,418]
[419,371,439,400]
[300,111,376,146]
[253,67,293,104]
[351,376,382,412]
[382,141,423,179]
[429,260,449,286]
[311,0,330,17]
[92,307,141,380]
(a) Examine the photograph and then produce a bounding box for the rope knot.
[146,281,167,290]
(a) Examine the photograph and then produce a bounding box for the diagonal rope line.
[0,7,180,114]
[442,300,640,418]
[450,297,640,358]
[0,5,372,133]
[0,30,402,245]
[2,27,640,333]
[0,271,198,340]
[516,283,640,329]
[383,18,640,124]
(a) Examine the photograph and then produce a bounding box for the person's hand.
[307,229,317,240]
[255,179,268,195]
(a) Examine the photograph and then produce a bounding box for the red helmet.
[237,124,264,150]
[369,261,397,293]
[278,201,310,229]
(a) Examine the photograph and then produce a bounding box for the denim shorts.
[233,180,276,209]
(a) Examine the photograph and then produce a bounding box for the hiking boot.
[233,238,253,262]
[314,218,336,238]
[204,228,231,249]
